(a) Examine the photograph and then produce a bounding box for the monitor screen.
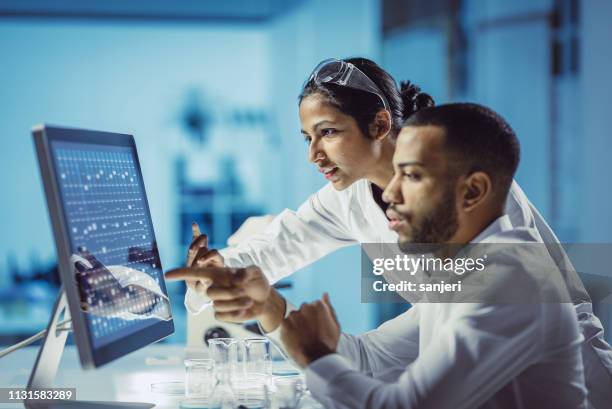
[34,126,174,368]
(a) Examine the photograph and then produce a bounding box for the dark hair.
[299,57,434,138]
[404,103,520,197]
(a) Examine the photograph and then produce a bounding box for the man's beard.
[396,187,459,254]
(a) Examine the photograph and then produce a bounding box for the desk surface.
[0,344,308,409]
[1,344,191,408]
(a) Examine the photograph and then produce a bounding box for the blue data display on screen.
[50,141,171,348]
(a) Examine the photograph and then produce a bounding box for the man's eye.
[403,173,420,181]
[303,135,311,144]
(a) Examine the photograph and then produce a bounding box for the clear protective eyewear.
[306,58,391,112]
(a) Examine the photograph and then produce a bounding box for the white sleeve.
[262,304,420,379]
[184,287,212,315]
[219,183,358,284]
[184,183,358,314]
[335,306,420,381]
[257,301,298,366]
[304,304,556,409]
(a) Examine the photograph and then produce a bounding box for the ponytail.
[399,80,435,121]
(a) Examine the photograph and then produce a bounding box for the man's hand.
[165,265,286,331]
[185,222,224,296]
[280,293,341,368]
[208,266,271,321]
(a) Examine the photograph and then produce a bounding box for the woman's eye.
[303,135,312,144]
[321,128,336,137]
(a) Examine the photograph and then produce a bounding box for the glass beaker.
[230,372,270,409]
[184,359,217,400]
[208,338,241,380]
[273,375,305,409]
[207,338,240,408]
[243,337,272,377]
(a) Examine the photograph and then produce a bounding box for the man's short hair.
[404,102,520,198]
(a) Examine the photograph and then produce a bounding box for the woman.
[185,57,431,311]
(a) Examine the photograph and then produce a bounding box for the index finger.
[165,266,234,286]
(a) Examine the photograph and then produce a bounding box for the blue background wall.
[1,0,611,345]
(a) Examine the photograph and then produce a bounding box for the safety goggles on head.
[305,58,391,113]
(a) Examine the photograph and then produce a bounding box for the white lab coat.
[302,215,587,409]
[185,179,612,407]
[261,216,586,408]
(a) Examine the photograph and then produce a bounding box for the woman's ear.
[460,171,492,212]
[369,110,392,140]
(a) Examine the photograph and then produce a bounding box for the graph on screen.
[51,141,169,347]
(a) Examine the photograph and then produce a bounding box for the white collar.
[470,214,513,243]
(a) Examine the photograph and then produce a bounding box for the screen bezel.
[33,124,174,369]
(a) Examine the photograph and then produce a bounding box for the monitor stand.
[26,286,154,409]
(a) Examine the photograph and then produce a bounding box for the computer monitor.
[32,124,174,371]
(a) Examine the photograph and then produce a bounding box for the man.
[167,103,588,408]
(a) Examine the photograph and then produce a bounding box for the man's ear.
[460,171,492,212]
[368,110,392,140]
